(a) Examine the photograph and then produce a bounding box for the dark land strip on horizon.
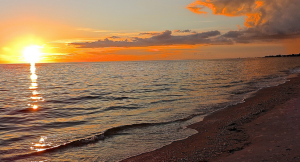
[264,53,300,58]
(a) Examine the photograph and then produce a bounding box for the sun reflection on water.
[30,136,52,152]
[28,62,44,110]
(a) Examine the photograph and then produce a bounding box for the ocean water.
[0,57,300,161]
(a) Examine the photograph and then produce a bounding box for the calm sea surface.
[0,57,300,161]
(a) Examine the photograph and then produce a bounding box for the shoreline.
[122,74,300,162]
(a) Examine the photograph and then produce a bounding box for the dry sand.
[122,74,300,162]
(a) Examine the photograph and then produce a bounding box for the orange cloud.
[244,13,262,27]
[187,0,300,36]
[255,1,264,9]
[186,3,208,14]
[187,0,264,28]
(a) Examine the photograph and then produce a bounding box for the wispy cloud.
[139,32,160,36]
[174,30,196,33]
[76,28,110,33]
[108,36,121,39]
[70,30,229,48]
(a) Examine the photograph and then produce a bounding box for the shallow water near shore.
[0,57,300,161]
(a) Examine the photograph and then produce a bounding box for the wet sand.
[123,74,300,162]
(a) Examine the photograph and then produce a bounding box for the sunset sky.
[0,0,299,63]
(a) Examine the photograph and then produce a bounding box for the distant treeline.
[265,53,300,58]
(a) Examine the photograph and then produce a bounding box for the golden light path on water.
[23,46,50,151]
[29,63,52,152]
[22,45,44,110]
[29,62,44,110]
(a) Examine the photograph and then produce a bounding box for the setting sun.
[23,45,43,63]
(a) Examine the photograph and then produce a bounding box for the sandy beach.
[123,74,300,162]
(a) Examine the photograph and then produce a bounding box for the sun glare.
[23,45,42,63]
